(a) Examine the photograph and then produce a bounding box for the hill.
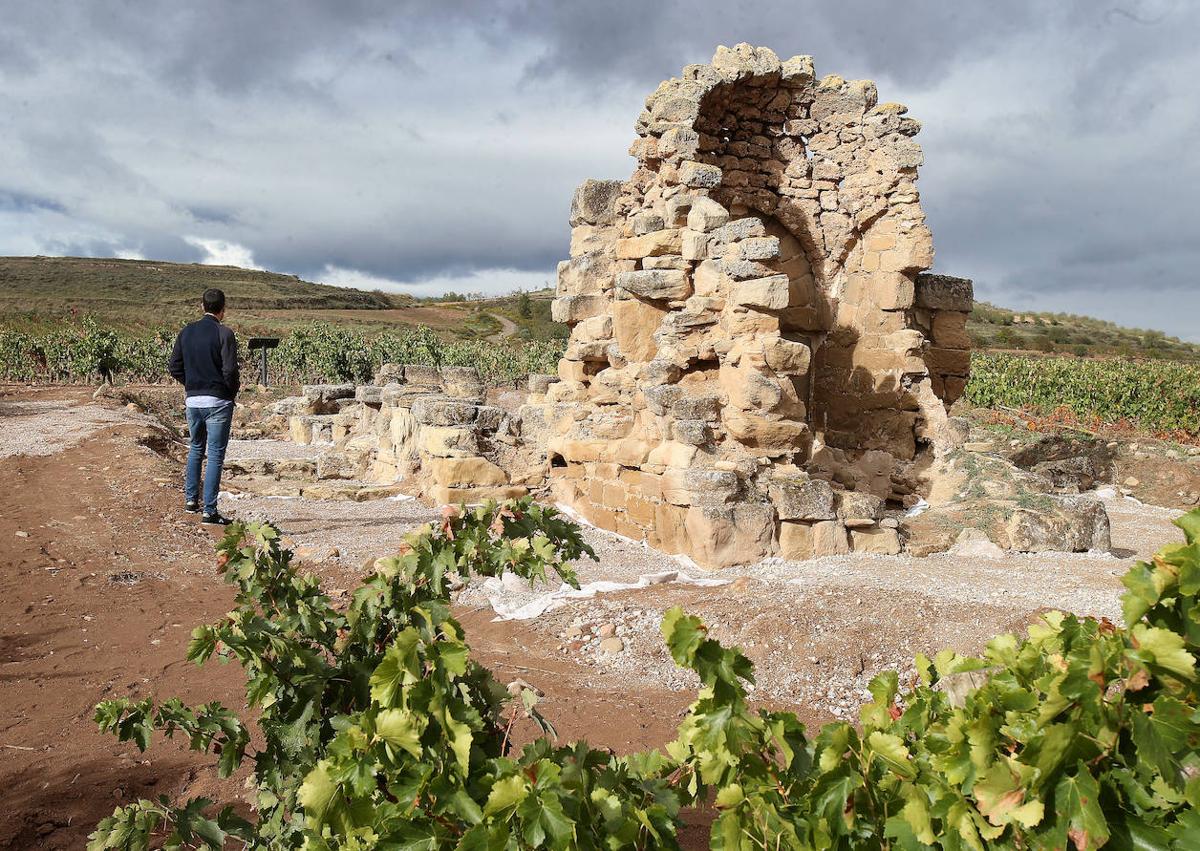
[968,301,1199,361]
[1,256,1194,358]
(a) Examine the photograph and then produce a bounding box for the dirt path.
[488,313,519,340]
[0,387,1188,848]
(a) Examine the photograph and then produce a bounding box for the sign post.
[247,337,280,387]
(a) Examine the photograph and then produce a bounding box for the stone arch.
[543,44,973,567]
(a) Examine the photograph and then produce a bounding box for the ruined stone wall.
[286,366,536,504]
[537,44,974,567]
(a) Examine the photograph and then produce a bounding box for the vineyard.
[3,321,1198,436]
[90,500,1200,849]
[0,320,565,385]
[966,353,1200,436]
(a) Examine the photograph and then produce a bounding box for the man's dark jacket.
[168,315,240,400]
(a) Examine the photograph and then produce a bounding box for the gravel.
[0,399,158,460]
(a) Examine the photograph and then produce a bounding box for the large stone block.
[683,503,775,568]
[770,475,836,521]
[732,275,791,311]
[615,229,683,259]
[678,161,723,188]
[551,294,608,323]
[411,397,478,427]
[616,269,691,301]
[914,273,973,311]
[569,179,623,227]
[426,456,508,487]
[686,196,730,232]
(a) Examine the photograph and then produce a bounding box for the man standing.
[168,288,239,525]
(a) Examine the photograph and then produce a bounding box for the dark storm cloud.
[0,0,1196,337]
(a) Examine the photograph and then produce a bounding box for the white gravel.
[0,399,157,460]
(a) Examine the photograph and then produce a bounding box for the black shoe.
[184,500,200,513]
[201,512,233,526]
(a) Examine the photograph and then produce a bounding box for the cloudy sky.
[1,1,1197,338]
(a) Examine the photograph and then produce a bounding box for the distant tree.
[516,291,533,319]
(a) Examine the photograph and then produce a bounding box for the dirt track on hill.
[0,385,1188,849]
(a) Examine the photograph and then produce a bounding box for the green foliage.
[966,353,1200,434]
[0,320,565,384]
[91,506,1200,849]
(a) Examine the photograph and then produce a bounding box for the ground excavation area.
[0,386,1190,849]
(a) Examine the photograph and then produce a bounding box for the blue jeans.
[185,403,233,515]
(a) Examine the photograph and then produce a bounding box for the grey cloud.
[0,0,1196,338]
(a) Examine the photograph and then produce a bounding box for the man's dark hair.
[202,288,226,314]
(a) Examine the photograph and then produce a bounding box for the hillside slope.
[1,256,1194,359]
[0,256,410,331]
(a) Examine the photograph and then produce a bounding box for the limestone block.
[724,414,809,451]
[429,484,528,506]
[610,439,653,466]
[914,273,973,311]
[770,475,836,521]
[671,394,722,421]
[403,365,442,387]
[551,295,607,323]
[317,449,365,481]
[372,364,404,385]
[411,397,478,427]
[647,441,698,468]
[719,258,777,281]
[779,521,815,560]
[711,43,781,82]
[683,502,775,568]
[642,255,688,270]
[673,419,711,446]
[736,237,781,261]
[574,314,613,343]
[475,406,506,433]
[811,520,851,556]
[632,211,666,235]
[835,490,884,525]
[850,527,902,554]
[302,383,355,403]
[932,311,971,349]
[925,348,972,376]
[570,179,623,227]
[651,502,689,553]
[354,385,382,405]
[546,381,589,403]
[732,275,791,311]
[678,161,722,189]
[441,366,483,399]
[762,335,811,374]
[389,409,418,451]
[686,197,731,232]
[426,456,508,487]
[615,229,683,259]
[692,259,727,297]
[570,224,617,257]
[557,254,615,296]
[616,269,691,301]
[781,54,815,84]
[682,230,710,261]
[558,359,588,382]
[527,374,559,394]
[418,426,478,458]
[289,416,312,444]
[721,364,783,411]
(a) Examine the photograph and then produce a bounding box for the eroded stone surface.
[538,44,977,566]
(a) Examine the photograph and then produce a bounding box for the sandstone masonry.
[533,44,974,566]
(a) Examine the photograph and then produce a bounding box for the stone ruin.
[245,45,1109,567]
[535,44,973,566]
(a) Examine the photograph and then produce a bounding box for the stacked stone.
[913,273,974,404]
[282,365,531,504]
[539,44,969,567]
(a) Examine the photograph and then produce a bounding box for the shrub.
[89,502,1200,849]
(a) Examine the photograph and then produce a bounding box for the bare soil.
[0,386,1189,849]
